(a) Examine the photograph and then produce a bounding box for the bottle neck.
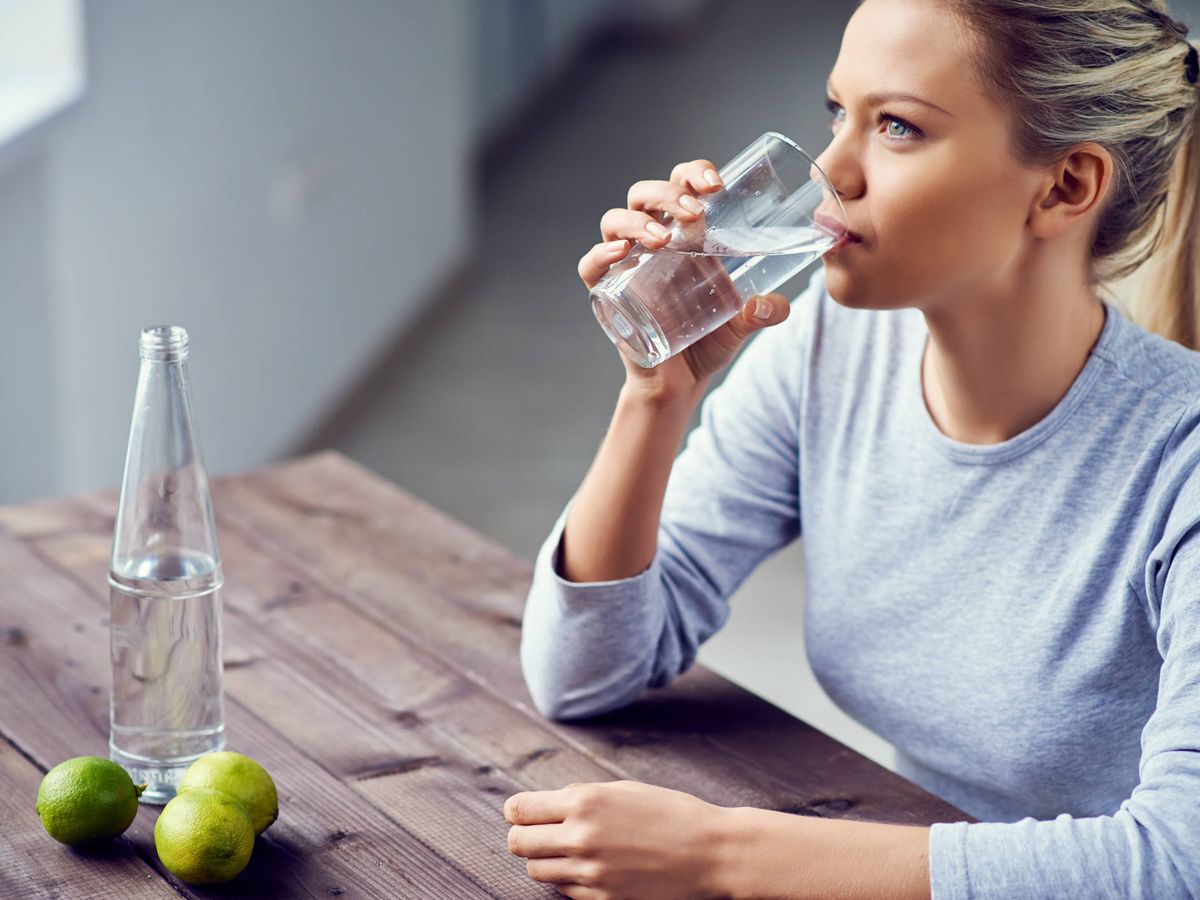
[140,325,189,362]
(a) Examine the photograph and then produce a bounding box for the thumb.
[725,293,790,342]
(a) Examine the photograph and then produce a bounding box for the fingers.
[528,857,600,886]
[582,159,724,291]
[504,789,572,825]
[507,823,574,858]
[669,158,723,194]
[527,857,595,885]
[734,292,791,332]
[599,207,672,246]
[626,179,706,222]
[554,884,603,899]
[578,239,629,288]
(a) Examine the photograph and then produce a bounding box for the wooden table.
[0,452,971,897]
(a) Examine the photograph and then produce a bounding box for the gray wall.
[0,1,472,501]
[0,0,702,504]
[473,0,703,143]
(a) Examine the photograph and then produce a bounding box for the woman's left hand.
[504,779,732,899]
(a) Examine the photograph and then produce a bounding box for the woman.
[505,0,1200,896]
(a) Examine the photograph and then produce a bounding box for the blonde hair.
[940,0,1200,348]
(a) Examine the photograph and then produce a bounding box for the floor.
[330,0,895,770]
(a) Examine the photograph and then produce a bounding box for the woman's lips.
[826,232,863,253]
[813,212,864,249]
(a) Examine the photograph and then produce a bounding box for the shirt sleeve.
[929,418,1200,899]
[518,272,821,721]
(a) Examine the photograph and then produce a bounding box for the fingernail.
[606,239,628,252]
[703,169,722,186]
[679,195,703,213]
[753,297,772,319]
[646,222,670,239]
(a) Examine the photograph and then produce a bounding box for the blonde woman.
[504,0,1200,896]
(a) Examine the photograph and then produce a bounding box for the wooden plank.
[214,452,972,824]
[24,468,968,897]
[17,491,600,895]
[0,523,497,898]
[37,490,625,895]
[0,735,179,900]
[0,451,971,897]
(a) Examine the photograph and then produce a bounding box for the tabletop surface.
[0,451,971,898]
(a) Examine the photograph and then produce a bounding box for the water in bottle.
[109,326,226,805]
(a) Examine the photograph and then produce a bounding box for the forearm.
[561,381,706,582]
[714,807,931,900]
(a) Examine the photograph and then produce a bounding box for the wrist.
[619,376,708,412]
[706,805,774,900]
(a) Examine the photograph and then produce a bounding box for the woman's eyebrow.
[826,79,954,117]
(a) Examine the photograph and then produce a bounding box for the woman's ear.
[1028,142,1114,241]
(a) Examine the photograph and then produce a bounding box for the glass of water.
[590,132,848,368]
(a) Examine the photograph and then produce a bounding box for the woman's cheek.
[888,176,1004,271]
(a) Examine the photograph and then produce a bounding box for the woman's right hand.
[578,158,791,405]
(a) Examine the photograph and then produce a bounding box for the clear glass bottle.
[108,325,225,805]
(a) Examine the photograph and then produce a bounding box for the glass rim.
[756,130,847,236]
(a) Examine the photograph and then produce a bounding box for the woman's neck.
[920,282,1107,445]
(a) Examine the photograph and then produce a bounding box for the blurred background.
[4,0,1196,770]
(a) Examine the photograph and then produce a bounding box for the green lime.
[154,788,254,885]
[177,750,278,835]
[35,756,146,846]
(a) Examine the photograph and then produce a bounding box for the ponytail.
[1130,45,1200,350]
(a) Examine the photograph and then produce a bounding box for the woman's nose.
[811,145,858,200]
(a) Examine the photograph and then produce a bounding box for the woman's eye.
[824,98,920,141]
[885,118,912,138]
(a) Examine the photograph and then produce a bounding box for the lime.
[177,750,278,835]
[154,787,254,885]
[35,756,146,846]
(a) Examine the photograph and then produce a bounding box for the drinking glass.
[590,131,848,368]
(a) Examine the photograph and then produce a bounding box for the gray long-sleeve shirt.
[520,267,1200,898]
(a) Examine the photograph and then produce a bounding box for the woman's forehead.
[832,0,985,115]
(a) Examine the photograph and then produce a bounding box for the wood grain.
[0,519,496,898]
[215,452,971,824]
[0,451,972,898]
[0,737,178,900]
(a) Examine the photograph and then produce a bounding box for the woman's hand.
[504,780,733,899]
[505,781,934,900]
[578,159,791,405]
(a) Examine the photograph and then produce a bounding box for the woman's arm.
[503,780,931,899]
[520,274,821,721]
[508,493,1200,897]
[560,381,707,583]
[717,808,931,900]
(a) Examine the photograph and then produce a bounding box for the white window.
[0,0,84,146]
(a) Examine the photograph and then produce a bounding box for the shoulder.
[1110,314,1200,568]
[1084,306,1200,510]
[1093,304,1200,406]
[1093,306,1200,496]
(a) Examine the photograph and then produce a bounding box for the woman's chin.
[820,264,872,309]
[822,267,917,312]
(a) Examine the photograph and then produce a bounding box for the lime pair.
[36,751,278,885]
